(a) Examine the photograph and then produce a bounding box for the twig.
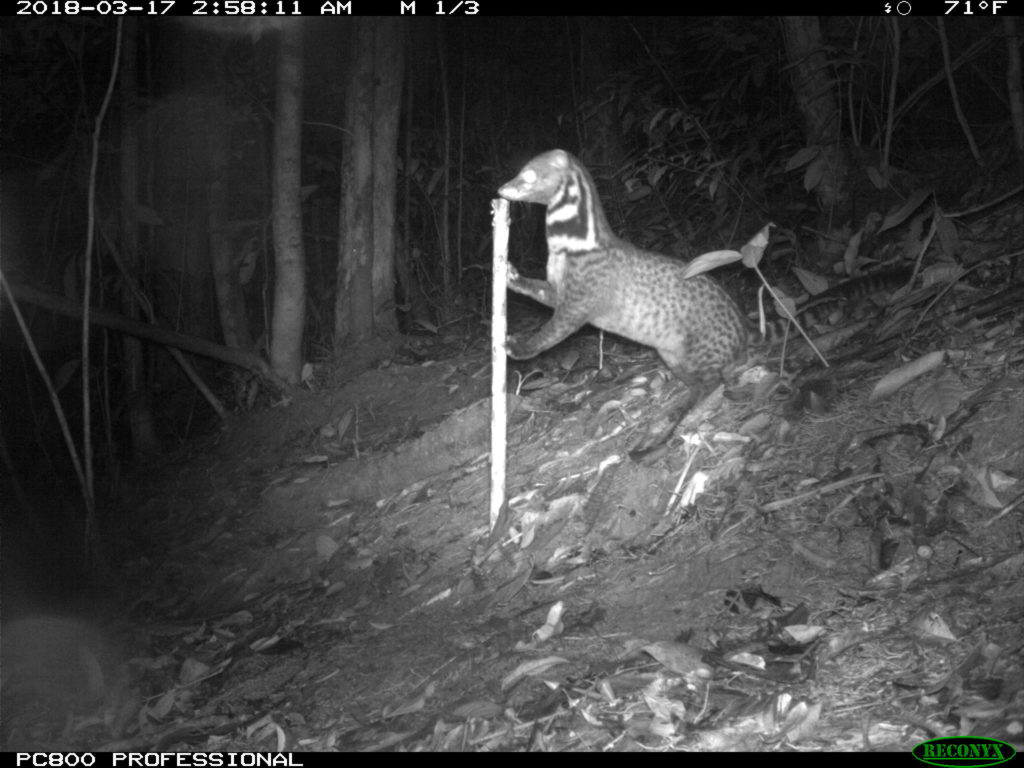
[760,473,884,512]
[81,19,123,542]
[982,489,1024,528]
[0,272,88,505]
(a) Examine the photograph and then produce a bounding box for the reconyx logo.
[912,736,1016,767]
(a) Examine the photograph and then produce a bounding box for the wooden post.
[490,198,510,531]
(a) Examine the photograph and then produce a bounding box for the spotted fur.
[499,149,748,394]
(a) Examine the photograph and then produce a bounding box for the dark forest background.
[2,15,1021,521]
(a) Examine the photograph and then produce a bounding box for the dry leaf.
[316,535,340,561]
[382,682,435,719]
[501,656,569,690]
[642,641,709,675]
[683,248,743,278]
[912,369,965,419]
[179,657,210,685]
[870,350,945,401]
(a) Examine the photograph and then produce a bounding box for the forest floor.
[4,215,1024,752]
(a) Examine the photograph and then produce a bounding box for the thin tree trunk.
[371,19,404,336]
[209,48,254,353]
[1002,17,1023,162]
[269,21,306,383]
[119,19,161,456]
[781,16,849,219]
[336,18,375,347]
[436,25,452,310]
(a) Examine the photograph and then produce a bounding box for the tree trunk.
[209,48,254,353]
[781,16,850,218]
[269,21,307,383]
[336,18,375,348]
[371,19,404,337]
[335,18,405,349]
[436,25,452,314]
[119,19,161,457]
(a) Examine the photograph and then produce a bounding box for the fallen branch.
[5,281,290,392]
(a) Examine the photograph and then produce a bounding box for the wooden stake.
[490,198,510,532]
